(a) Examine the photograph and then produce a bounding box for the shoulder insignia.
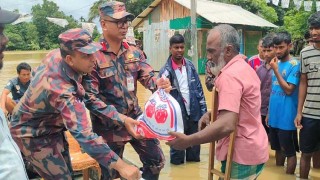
[127,54,134,61]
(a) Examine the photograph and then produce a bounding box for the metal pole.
[191,0,198,72]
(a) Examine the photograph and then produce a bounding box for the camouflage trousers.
[101,138,165,180]
[14,132,73,180]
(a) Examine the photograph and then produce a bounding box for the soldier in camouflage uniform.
[82,1,170,180]
[10,28,142,180]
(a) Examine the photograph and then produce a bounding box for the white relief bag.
[135,88,184,140]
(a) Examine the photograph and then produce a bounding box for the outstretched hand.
[156,77,172,93]
[124,117,143,139]
[198,111,211,131]
[113,159,141,180]
[165,131,191,150]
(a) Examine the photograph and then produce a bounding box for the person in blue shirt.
[267,31,300,174]
[1,62,31,115]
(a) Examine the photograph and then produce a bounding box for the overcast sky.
[0,0,98,21]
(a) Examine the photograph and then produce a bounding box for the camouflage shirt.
[83,39,157,142]
[10,49,120,168]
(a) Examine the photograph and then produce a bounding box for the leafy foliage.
[4,0,82,50]
[283,9,313,40]
[88,0,105,22]
[124,0,154,17]
[31,0,79,49]
[5,22,40,50]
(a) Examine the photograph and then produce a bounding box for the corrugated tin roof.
[132,0,278,28]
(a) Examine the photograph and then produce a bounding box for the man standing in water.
[256,34,276,134]
[268,32,300,174]
[83,1,170,179]
[167,24,269,179]
[295,11,320,179]
[158,34,207,165]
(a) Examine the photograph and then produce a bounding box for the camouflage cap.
[99,1,134,20]
[58,28,102,54]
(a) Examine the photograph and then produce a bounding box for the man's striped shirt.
[300,45,320,119]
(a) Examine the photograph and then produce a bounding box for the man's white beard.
[209,52,226,77]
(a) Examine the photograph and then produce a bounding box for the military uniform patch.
[127,54,134,61]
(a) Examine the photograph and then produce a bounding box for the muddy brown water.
[1,51,319,180]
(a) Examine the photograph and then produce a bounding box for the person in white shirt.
[158,34,207,165]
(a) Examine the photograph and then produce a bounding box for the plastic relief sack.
[135,88,184,140]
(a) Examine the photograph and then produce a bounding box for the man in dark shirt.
[256,34,275,134]
[1,62,31,115]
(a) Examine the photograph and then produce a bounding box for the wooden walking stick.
[208,88,238,180]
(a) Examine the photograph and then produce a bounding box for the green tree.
[32,0,79,49]
[5,22,40,50]
[5,30,25,50]
[92,27,101,41]
[282,1,316,40]
[124,0,154,17]
[19,23,40,50]
[88,0,105,22]
[284,10,312,40]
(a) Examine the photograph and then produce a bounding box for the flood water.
[1,51,320,180]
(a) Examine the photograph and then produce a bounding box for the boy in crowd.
[256,34,275,134]
[268,31,300,174]
[248,38,265,70]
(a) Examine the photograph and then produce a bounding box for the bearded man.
[167,24,269,179]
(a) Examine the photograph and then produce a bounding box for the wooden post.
[191,0,198,72]
[208,88,237,180]
[208,88,218,180]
